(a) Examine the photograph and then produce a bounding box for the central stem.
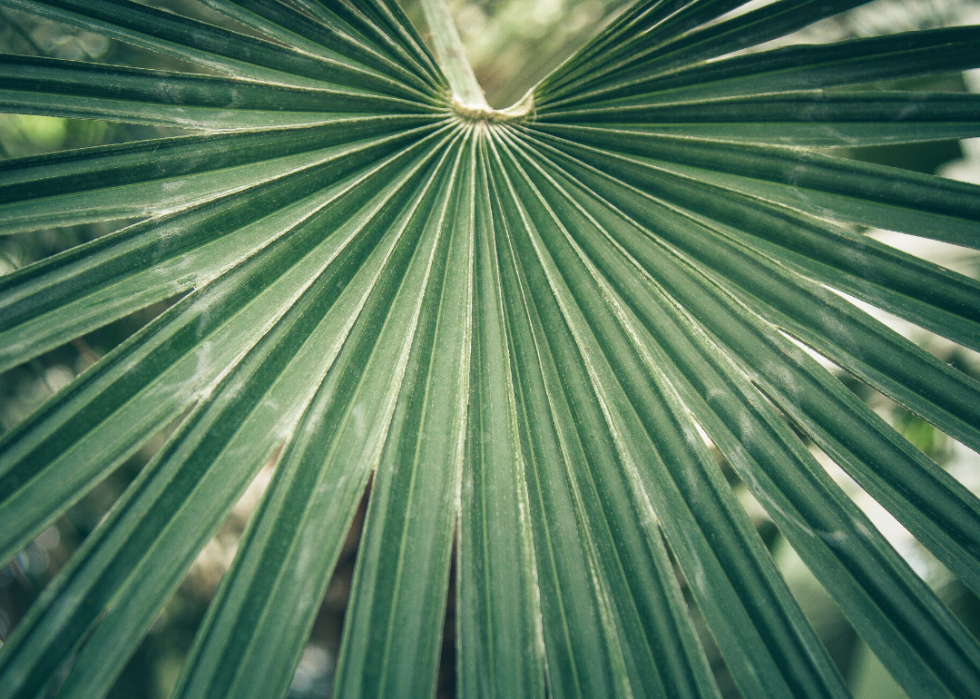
[419,0,489,110]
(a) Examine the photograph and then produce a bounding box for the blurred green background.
[1,2,979,698]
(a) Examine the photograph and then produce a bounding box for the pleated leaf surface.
[1,1,979,698]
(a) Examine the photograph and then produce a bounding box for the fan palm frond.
[1,1,980,698]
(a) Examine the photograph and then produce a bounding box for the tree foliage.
[1,1,980,698]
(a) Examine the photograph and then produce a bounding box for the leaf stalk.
[419,0,489,110]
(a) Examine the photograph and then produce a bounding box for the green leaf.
[0,55,440,129]
[540,0,873,104]
[0,117,437,232]
[532,91,980,146]
[489,127,847,699]
[2,2,980,699]
[0,125,450,563]
[540,25,980,110]
[0,124,445,372]
[0,0,436,94]
[526,125,980,248]
[457,141,545,699]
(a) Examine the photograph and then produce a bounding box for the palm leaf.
[1,1,979,698]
